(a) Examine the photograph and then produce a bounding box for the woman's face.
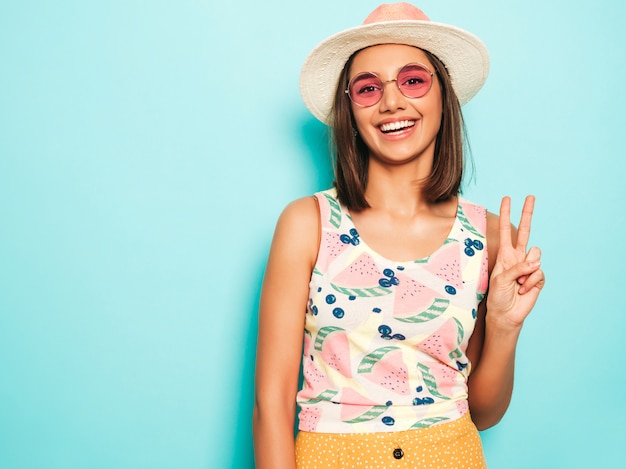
[349,44,443,166]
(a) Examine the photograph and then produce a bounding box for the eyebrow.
[350,72,378,81]
[350,63,433,81]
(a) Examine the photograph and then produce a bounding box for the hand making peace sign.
[487,196,545,329]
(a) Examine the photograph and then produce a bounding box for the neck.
[364,157,434,216]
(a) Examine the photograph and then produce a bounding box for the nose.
[379,79,407,112]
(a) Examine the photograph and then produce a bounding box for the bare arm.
[253,197,319,469]
[467,196,545,430]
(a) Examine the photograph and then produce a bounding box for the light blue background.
[1,1,624,468]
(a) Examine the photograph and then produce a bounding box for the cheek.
[351,108,372,133]
[432,104,443,131]
[423,93,443,132]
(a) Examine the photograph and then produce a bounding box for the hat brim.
[299,20,490,124]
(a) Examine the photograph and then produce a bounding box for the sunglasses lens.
[348,73,383,107]
[397,64,433,98]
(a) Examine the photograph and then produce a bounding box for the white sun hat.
[299,2,490,124]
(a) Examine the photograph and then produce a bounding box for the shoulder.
[486,211,500,273]
[277,195,320,230]
[269,195,321,270]
[456,198,511,274]
[277,188,339,234]
[486,211,500,253]
[457,197,488,235]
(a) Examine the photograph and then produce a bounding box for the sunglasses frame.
[345,62,435,108]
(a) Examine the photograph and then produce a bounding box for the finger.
[525,246,541,263]
[516,195,535,251]
[496,259,541,286]
[499,196,512,248]
[517,247,541,285]
[519,267,545,295]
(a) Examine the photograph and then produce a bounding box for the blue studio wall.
[1,1,625,468]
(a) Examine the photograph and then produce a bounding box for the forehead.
[350,44,433,77]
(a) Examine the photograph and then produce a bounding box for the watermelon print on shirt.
[296,189,489,433]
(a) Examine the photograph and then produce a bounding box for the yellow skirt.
[295,412,486,468]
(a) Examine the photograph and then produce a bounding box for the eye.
[357,83,382,95]
[398,64,432,90]
[349,73,382,96]
[400,73,430,88]
[403,76,426,86]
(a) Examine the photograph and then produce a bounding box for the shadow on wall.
[224,115,332,469]
[299,116,334,193]
[228,114,498,467]
[226,256,263,469]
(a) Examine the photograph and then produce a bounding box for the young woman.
[254,3,545,468]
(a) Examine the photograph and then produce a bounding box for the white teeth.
[380,120,415,133]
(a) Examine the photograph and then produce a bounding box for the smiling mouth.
[379,120,416,134]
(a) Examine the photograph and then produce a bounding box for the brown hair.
[329,48,469,211]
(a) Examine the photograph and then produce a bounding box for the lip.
[377,117,419,140]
